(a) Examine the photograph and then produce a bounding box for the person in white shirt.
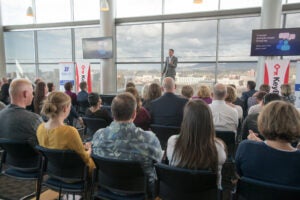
[209,83,238,132]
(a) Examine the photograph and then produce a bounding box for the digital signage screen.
[250,28,300,56]
[82,37,113,59]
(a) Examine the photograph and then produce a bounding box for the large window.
[220,0,262,10]
[73,0,100,21]
[6,64,36,80]
[164,0,219,14]
[35,0,71,23]
[1,0,33,25]
[116,0,162,18]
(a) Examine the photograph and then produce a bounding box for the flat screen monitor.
[250,28,300,56]
[82,37,113,59]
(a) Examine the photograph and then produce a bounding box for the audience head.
[9,78,34,108]
[280,84,292,96]
[42,91,71,119]
[197,85,211,98]
[141,84,150,100]
[229,84,236,89]
[212,83,227,100]
[181,85,194,99]
[64,82,73,91]
[147,83,162,100]
[262,93,281,105]
[162,77,175,93]
[173,100,217,170]
[111,92,137,122]
[34,78,42,85]
[225,86,237,103]
[47,82,55,93]
[126,86,141,111]
[259,84,270,93]
[247,80,256,90]
[126,82,135,89]
[254,91,267,103]
[34,81,48,114]
[2,77,8,84]
[258,101,300,143]
[88,92,101,107]
[79,81,87,91]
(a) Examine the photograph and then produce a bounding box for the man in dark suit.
[162,49,178,80]
[241,80,257,118]
[150,77,188,127]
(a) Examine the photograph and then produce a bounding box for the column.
[0,2,6,78]
[256,0,282,87]
[100,0,116,94]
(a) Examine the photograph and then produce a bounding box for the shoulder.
[168,134,178,144]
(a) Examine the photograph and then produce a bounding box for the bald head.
[9,79,34,108]
[213,83,227,100]
[162,77,175,93]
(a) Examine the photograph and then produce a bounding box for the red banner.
[75,62,92,93]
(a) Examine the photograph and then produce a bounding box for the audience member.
[64,81,77,106]
[85,92,112,124]
[33,81,48,115]
[125,81,135,89]
[150,77,188,127]
[1,77,10,105]
[77,81,89,114]
[236,101,300,187]
[247,91,267,115]
[141,83,150,102]
[280,83,296,105]
[47,82,55,95]
[0,78,43,145]
[167,100,226,188]
[192,85,212,104]
[92,93,162,193]
[247,84,270,110]
[181,85,194,99]
[230,84,245,112]
[225,86,243,120]
[241,80,257,117]
[37,91,95,174]
[209,83,238,132]
[142,83,161,111]
[241,93,281,140]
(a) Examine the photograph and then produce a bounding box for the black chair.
[0,138,42,200]
[77,100,90,116]
[150,124,180,150]
[215,131,236,159]
[100,94,116,106]
[35,145,90,200]
[155,163,218,200]
[82,117,108,141]
[92,154,148,200]
[236,176,300,200]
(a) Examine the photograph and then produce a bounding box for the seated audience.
[0,78,43,145]
[225,85,243,120]
[241,80,257,117]
[77,81,90,114]
[126,87,151,130]
[1,77,10,105]
[181,85,194,99]
[141,83,150,102]
[85,92,112,124]
[126,81,135,89]
[47,82,55,95]
[167,100,226,188]
[236,101,300,187]
[37,91,95,173]
[229,84,245,112]
[92,93,162,192]
[247,84,270,110]
[241,93,281,140]
[34,81,48,115]
[150,77,188,127]
[280,83,296,105]
[192,85,212,104]
[209,83,238,132]
[247,91,267,115]
[64,81,77,106]
[142,82,161,111]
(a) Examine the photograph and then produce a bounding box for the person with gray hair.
[150,77,188,127]
[209,83,238,132]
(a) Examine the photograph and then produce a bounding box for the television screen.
[82,37,113,59]
[250,28,300,56]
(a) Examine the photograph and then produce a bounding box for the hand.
[247,130,262,142]
[78,117,84,126]
[84,142,92,155]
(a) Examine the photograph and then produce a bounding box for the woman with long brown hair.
[142,83,162,111]
[167,99,226,188]
[34,81,48,114]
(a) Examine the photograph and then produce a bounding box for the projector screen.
[82,37,113,59]
[250,28,300,56]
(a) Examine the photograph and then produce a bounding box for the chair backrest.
[215,130,236,158]
[82,117,108,136]
[237,177,300,200]
[155,163,217,200]
[0,138,40,171]
[150,124,180,150]
[92,154,147,194]
[35,146,87,181]
[100,94,116,106]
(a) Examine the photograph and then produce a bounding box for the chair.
[100,94,116,106]
[150,124,180,150]
[91,154,148,200]
[0,138,42,200]
[154,163,218,200]
[82,117,108,141]
[215,131,236,159]
[35,145,90,200]
[236,176,300,200]
[77,100,90,116]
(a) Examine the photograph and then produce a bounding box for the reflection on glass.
[116,0,162,18]
[219,17,259,61]
[6,64,36,81]
[37,29,72,62]
[4,31,35,63]
[220,0,262,10]
[117,24,162,62]
[1,0,34,25]
[164,0,218,14]
[74,0,100,21]
[35,0,71,23]
[165,20,217,62]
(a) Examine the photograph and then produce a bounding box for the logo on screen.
[276,32,295,51]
